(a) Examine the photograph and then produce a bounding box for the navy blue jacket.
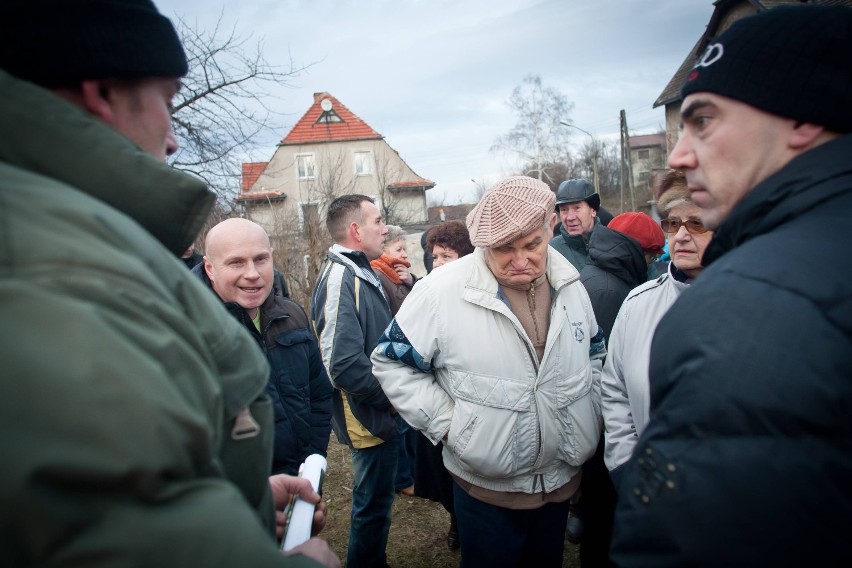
[611,134,852,567]
[195,267,333,475]
[310,247,396,448]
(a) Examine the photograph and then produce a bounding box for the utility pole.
[559,120,598,194]
[619,110,636,211]
[619,115,625,213]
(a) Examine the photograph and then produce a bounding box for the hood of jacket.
[586,224,647,287]
[0,70,214,255]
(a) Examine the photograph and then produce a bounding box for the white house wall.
[245,138,428,229]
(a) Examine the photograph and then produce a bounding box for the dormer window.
[317,110,343,123]
[317,98,342,123]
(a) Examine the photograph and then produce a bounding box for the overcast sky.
[161,0,714,204]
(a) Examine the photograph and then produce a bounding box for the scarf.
[371,253,410,285]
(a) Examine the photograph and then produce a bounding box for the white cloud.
[161,0,714,203]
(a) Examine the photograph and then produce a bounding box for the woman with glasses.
[601,169,714,489]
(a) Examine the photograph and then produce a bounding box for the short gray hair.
[384,225,407,246]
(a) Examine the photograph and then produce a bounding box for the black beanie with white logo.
[0,0,188,87]
[682,5,852,134]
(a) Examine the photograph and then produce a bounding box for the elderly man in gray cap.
[372,175,605,567]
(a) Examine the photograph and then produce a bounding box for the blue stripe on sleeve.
[375,319,432,372]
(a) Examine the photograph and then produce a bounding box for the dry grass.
[320,438,580,567]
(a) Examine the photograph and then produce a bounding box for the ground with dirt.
[320,438,580,567]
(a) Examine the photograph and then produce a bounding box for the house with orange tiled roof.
[238,92,434,235]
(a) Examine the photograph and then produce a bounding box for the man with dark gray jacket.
[612,6,852,566]
[549,178,603,272]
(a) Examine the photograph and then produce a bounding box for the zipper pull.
[231,407,261,440]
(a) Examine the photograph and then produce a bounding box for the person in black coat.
[575,212,664,567]
[416,219,475,551]
[612,6,852,566]
[581,212,666,336]
[198,218,332,476]
[180,243,203,269]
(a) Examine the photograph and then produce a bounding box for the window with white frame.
[354,151,373,176]
[296,153,316,180]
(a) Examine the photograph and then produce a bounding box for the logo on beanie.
[694,43,724,69]
[687,42,724,83]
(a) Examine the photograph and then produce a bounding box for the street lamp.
[559,120,599,194]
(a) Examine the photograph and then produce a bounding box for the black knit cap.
[0,0,187,87]
[682,5,852,134]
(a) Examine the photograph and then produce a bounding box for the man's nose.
[244,262,260,279]
[165,130,178,158]
[668,136,693,169]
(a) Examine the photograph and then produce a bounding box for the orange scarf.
[371,254,410,285]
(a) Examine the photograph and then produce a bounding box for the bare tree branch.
[492,74,576,183]
[168,14,316,203]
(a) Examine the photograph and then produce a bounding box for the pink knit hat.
[608,212,666,254]
[466,176,556,248]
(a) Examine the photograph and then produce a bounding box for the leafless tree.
[516,159,575,193]
[373,148,426,226]
[169,14,313,203]
[492,75,576,183]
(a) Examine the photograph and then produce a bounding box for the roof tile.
[281,92,383,145]
[235,190,285,202]
[241,162,268,192]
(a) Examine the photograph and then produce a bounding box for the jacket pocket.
[446,370,533,478]
[555,363,601,467]
[271,329,313,391]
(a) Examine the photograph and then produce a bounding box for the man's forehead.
[361,201,380,219]
[216,244,272,263]
[498,228,546,248]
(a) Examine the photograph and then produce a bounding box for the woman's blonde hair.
[656,169,692,218]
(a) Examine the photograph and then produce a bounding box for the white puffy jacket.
[371,247,605,494]
[601,262,690,472]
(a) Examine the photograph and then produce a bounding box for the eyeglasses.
[660,217,708,235]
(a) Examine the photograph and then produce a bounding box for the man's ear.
[203,257,214,281]
[547,212,557,233]
[789,122,825,151]
[79,80,116,124]
[350,221,362,244]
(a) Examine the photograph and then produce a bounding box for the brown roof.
[387,179,436,191]
[653,0,833,108]
[234,190,286,203]
[241,162,268,192]
[280,92,383,145]
[629,133,666,149]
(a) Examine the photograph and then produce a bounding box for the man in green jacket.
[0,1,337,566]
[549,178,603,272]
